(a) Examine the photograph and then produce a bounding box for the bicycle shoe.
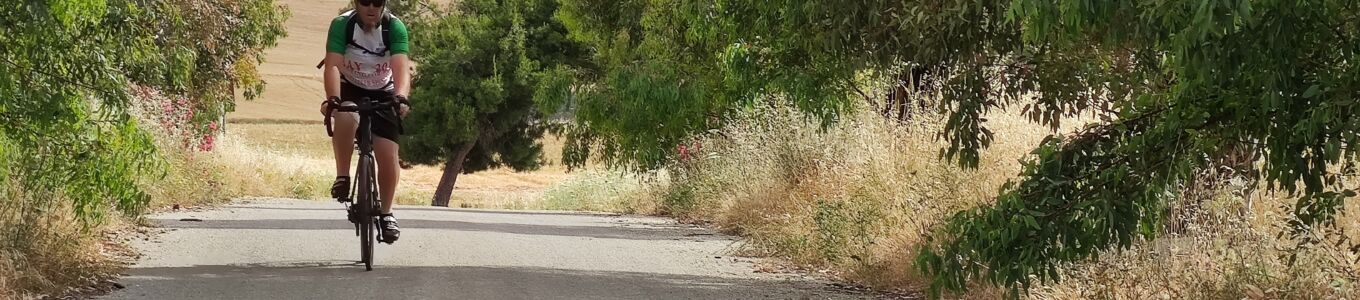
[378,214,400,243]
[331,176,351,202]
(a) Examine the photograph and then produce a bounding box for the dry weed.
[558,104,1360,299]
[1033,184,1360,299]
[606,105,1060,293]
[0,185,120,298]
[206,131,332,201]
[540,170,655,213]
[228,123,575,208]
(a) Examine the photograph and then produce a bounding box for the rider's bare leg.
[373,137,400,214]
[330,108,359,177]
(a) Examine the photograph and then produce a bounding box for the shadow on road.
[152,218,734,242]
[226,205,619,217]
[103,264,877,299]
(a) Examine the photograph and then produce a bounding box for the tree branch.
[0,58,126,101]
[845,79,879,110]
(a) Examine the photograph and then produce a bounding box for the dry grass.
[538,170,656,213]
[0,130,334,299]
[0,186,124,299]
[0,102,338,299]
[227,122,574,208]
[546,105,1360,298]
[632,106,1058,292]
[1032,185,1360,299]
[205,131,334,201]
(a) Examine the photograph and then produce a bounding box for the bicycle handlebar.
[324,97,400,137]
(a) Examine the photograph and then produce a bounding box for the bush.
[558,105,1360,298]
[0,0,286,297]
[610,105,1007,288]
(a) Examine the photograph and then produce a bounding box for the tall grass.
[0,177,124,298]
[139,132,332,209]
[229,123,578,209]
[208,132,333,201]
[0,97,333,298]
[1032,185,1360,299]
[540,171,655,213]
[645,106,1023,290]
[547,105,1360,298]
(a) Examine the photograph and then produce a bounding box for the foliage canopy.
[401,0,590,205]
[547,0,1360,297]
[0,0,287,223]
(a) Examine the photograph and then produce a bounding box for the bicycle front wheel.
[356,155,377,271]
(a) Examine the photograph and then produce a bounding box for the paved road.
[101,198,876,299]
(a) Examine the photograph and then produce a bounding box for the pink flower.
[199,135,216,152]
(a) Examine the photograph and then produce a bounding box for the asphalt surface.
[99,198,878,299]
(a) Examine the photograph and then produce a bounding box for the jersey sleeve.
[326,16,349,54]
[388,18,410,55]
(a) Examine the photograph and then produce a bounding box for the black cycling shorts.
[340,82,403,143]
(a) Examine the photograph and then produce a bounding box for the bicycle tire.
[357,155,377,271]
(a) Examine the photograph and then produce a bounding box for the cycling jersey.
[326,10,410,91]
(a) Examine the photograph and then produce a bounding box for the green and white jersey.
[326,10,410,91]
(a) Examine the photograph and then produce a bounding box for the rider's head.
[354,0,387,27]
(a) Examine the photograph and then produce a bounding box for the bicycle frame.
[325,97,396,270]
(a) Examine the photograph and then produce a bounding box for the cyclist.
[319,0,411,243]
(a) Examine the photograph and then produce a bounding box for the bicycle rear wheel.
[357,155,377,271]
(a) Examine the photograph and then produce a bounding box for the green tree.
[0,0,286,223]
[548,0,1018,171]
[402,0,588,206]
[548,0,1360,297]
[915,0,1360,297]
[549,0,754,172]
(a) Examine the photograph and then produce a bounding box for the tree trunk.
[430,142,477,207]
[882,86,898,118]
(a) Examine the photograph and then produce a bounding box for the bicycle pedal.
[345,208,359,224]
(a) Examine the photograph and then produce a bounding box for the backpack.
[316,10,397,69]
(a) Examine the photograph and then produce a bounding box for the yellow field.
[228,122,573,207]
[229,0,345,122]
[230,0,457,122]
[226,0,571,208]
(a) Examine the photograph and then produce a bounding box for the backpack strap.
[344,10,358,46]
[381,14,393,52]
[344,11,394,56]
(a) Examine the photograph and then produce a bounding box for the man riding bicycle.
[319,0,411,243]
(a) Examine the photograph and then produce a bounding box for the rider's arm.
[392,54,410,97]
[324,53,344,100]
[389,18,412,99]
[324,53,344,99]
[324,16,349,103]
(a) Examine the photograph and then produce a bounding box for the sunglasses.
[357,0,386,7]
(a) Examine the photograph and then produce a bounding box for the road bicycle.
[325,96,397,271]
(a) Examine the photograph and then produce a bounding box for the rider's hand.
[395,95,411,118]
[321,96,341,117]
